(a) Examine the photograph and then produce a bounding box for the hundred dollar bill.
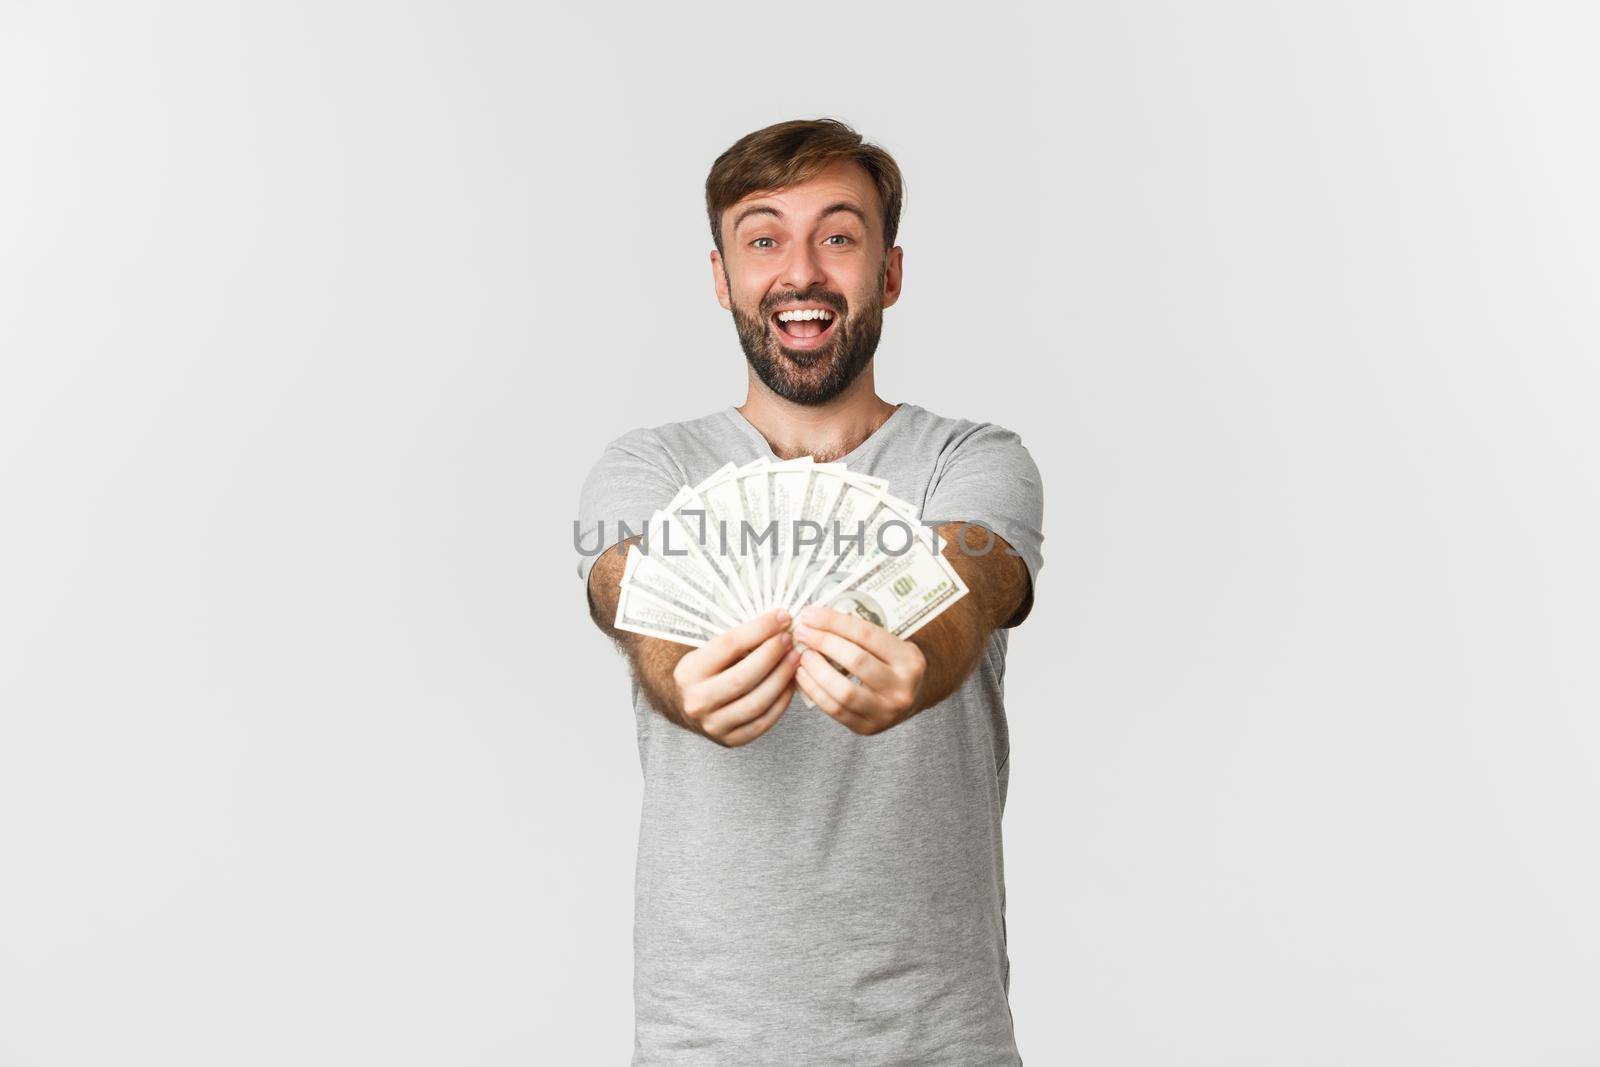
[786,475,930,620]
[773,463,846,610]
[785,474,884,614]
[877,491,942,552]
[613,549,715,647]
[684,460,737,523]
[690,464,761,617]
[767,456,815,611]
[864,495,932,561]
[734,464,774,614]
[814,492,942,604]
[662,484,758,621]
[623,542,743,634]
[637,506,749,627]
[842,468,888,493]
[821,543,968,640]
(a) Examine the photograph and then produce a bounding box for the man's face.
[712,160,903,405]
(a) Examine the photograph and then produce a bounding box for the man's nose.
[778,239,827,292]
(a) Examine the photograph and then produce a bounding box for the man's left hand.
[791,604,928,735]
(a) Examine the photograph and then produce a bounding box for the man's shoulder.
[592,407,740,460]
[595,406,736,454]
[896,402,1030,453]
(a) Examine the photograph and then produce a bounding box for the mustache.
[761,290,846,317]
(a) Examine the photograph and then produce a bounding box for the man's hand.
[788,523,1032,735]
[588,541,798,746]
[791,604,929,736]
[672,609,801,747]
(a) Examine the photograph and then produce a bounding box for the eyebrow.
[732,201,869,234]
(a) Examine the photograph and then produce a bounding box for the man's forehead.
[726,162,880,229]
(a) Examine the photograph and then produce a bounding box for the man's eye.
[752,237,775,249]
[825,235,852,246]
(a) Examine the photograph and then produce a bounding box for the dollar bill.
[623,541,743,634]
[734,465,774,614]
[691,467,760,615]
[662,485,759,620]
[819,542,969,640]
[785,475,883,614]
[768,456,816,610]
[773,463,846,611]
[613,549,715,646]
[597,456,977,712]
[635,506,750,627]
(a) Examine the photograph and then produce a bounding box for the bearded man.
[576,117,1045,1065]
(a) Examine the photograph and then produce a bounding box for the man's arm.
[587,538,800,747]
[791,521,1032,734]
[909,520,1033,706]
[585,537,689,725]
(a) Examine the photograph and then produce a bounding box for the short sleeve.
[921,423,1045,628]
[574,429,686,590]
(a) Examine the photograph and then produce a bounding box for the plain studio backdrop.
[2,2,1596,1065]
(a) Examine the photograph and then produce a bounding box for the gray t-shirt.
[576,402,1045,1065]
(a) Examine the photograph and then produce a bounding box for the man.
[576,118,1045,1065]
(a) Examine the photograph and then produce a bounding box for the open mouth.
[771,309,838,351]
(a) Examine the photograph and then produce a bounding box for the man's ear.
[881,245,904,310]
[711,249,731,311]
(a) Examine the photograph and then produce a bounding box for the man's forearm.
[906,521,1031,712]
[586,539,693,727]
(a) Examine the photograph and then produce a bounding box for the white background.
[3,2,1596,1064]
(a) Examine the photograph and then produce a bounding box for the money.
[614,550,717,646]
[815,544,969,640]
[609,457,968,709]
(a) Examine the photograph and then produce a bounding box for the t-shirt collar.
[723,402,910,466]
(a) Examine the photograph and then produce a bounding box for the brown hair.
[705,117,905,258]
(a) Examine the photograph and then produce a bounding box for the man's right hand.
[671,609,801,747]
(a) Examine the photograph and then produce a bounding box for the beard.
[729,261,886,406]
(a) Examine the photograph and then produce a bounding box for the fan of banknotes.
[613,457,968,705]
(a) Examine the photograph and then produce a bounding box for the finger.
[710,652,801,741]
[798,604,900,661]
[789,626,893,690]
[720,677,797,748]
[705,645,800,731]
[680,608,790,680]
[695,630,793,712]
[798,648,879,715]
[796,664,875,733]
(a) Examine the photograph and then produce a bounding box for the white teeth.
[775,308,834,322]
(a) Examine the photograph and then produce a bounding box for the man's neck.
[736,368,898,463]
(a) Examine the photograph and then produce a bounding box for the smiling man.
[576,118,1045,1065]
